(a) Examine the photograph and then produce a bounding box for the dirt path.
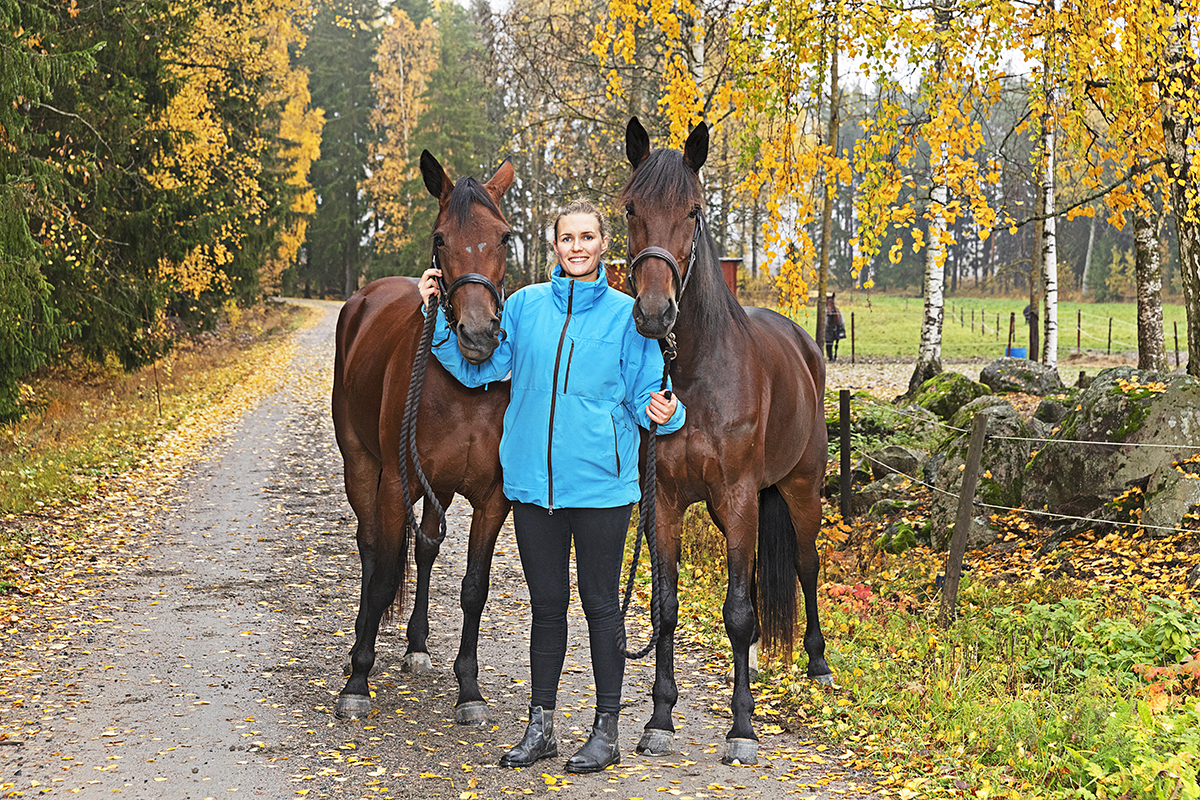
[1,300,876,799]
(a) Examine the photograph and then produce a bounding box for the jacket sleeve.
[427,300,515,388]
[624,326,686,434]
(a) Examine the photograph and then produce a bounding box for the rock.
[980,357,1066,395]
[950,395,1017,431]
[927,404,1034,549]
[876,520,919,554]
[1034,396,1071,425]
[908,372,992,421]
[1142,465,1200,533]
[868,445,925,481]
[1025,367,1200,527]
[853,472,909,516]
[965,516,999,550]
[867,497,917,521]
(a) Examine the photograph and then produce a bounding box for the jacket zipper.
[562,342,575,393]
[546,281,575,513]
[612,416,621,475]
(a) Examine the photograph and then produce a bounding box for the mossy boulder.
[867,445,924,481]
[1034,395,1072,425]
[1024,366,1200,527]
[979,357,1066,395]
[908,371,991,421]
[926,401,1032,549]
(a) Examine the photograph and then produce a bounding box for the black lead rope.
[617,333,677,660]
[398,276,449,550]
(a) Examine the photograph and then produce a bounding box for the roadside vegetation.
[663,393,1200,800]
[0,301,312,576]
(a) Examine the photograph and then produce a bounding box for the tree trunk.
[907,0,950,394]
[1133,185,1169,372]
[1081,210,1096,298]
[1041,38,1059,371]
[1161,0,1200,376]
[816,23,839,352]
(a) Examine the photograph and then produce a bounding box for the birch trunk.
[1161,0,1200,376]
[1041,72,1058,370]
[907,0,950,394]
[1133,189,1169,371]
[816,26,839,352]
[1081,211,1096,298]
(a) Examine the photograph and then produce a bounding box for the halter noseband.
[626,210,704,302]
[433,248,506,332]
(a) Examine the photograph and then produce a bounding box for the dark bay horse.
[620,117,831,765]
[332,151,513,724]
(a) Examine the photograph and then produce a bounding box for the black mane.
[619,149,701,210]
[445,176,502,226]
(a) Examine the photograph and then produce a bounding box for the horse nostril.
[488,318,500,339]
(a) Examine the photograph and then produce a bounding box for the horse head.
[421,150,515,364]
[620,116,709,339]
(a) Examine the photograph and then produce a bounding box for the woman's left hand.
[646,391,677,425]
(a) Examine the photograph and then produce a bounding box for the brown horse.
[332,151,513,724]
[620,117,831,765]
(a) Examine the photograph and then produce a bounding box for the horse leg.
[338,467,404,719]
[451,489,509,725]
[402,490,451,675]
[778,461,833,683]
[636,502,683,757]
[716,486,762,765]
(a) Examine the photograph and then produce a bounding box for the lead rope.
[398,290,449,549]
[617,333,676,659]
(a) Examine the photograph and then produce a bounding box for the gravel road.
[1,300,877,799]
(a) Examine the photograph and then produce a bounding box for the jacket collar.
[551,264,609,313]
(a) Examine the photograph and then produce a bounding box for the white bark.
[1041,95,1058,369]
[1133,177,1168,371]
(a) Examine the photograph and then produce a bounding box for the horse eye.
[433,233,446,248]
[625,203,634,217]
[688,205,700,218]
[501,232,512,246]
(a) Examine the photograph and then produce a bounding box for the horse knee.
[722,598,756,648]
[459,576,488,616]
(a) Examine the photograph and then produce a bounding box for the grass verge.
[0,300,314,579]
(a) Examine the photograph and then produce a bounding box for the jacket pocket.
[611,414,621,476]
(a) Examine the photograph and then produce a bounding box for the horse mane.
[620,149,747,338]
[445,176,503,225]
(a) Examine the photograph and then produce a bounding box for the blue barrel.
[1006,346,1027,358]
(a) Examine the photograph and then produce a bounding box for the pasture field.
[787,292,1190,364]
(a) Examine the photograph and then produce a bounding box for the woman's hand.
[418,267,442,306]
[646,391,677,425]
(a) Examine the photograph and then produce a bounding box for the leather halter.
[626,210,703,302]
[432,247,506,332]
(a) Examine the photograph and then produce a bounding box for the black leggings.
[511,502,632,714]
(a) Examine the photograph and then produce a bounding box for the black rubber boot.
[499,706,557,768]
[565,711,620,773]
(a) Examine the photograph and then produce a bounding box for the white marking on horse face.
[465,245,473,254]
[478,242,487,251]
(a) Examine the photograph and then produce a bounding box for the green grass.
[789,293,1190,363]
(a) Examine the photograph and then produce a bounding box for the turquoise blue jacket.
[431,264,685,510]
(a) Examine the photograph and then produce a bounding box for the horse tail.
[756,484,798,661]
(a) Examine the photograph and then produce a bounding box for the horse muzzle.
[632,295,677,339]
[456,318,502,365]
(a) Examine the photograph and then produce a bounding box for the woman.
[825,293,846,361]
[418,199,684,774]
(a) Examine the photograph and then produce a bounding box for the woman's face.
[554,212,607,281]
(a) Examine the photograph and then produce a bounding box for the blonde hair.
[546,200,611,278]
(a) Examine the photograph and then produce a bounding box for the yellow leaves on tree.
[150,0,322,299]
[362,9,437,255]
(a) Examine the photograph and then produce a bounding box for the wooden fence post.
[1107,318,1113,355]
[839,389,852,521]
[1176,321,1180,369]
[939,411,989,627]
[850,313,856,365]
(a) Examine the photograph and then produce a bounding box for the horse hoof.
[811,672,835,686]
[402,652,434,674]
[334,694,373,720]
[722,738,758,765]
[454,701,488,726]
[636,728,674,756]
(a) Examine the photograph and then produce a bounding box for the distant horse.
[332,151,514,724]
[620,117,831,765]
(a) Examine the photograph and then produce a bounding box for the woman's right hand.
[418,267,442,306]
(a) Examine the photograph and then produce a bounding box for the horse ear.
[683,122,709,172]
[420,150,453,203]
[484,158,515,201]
[626,117,650,168]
